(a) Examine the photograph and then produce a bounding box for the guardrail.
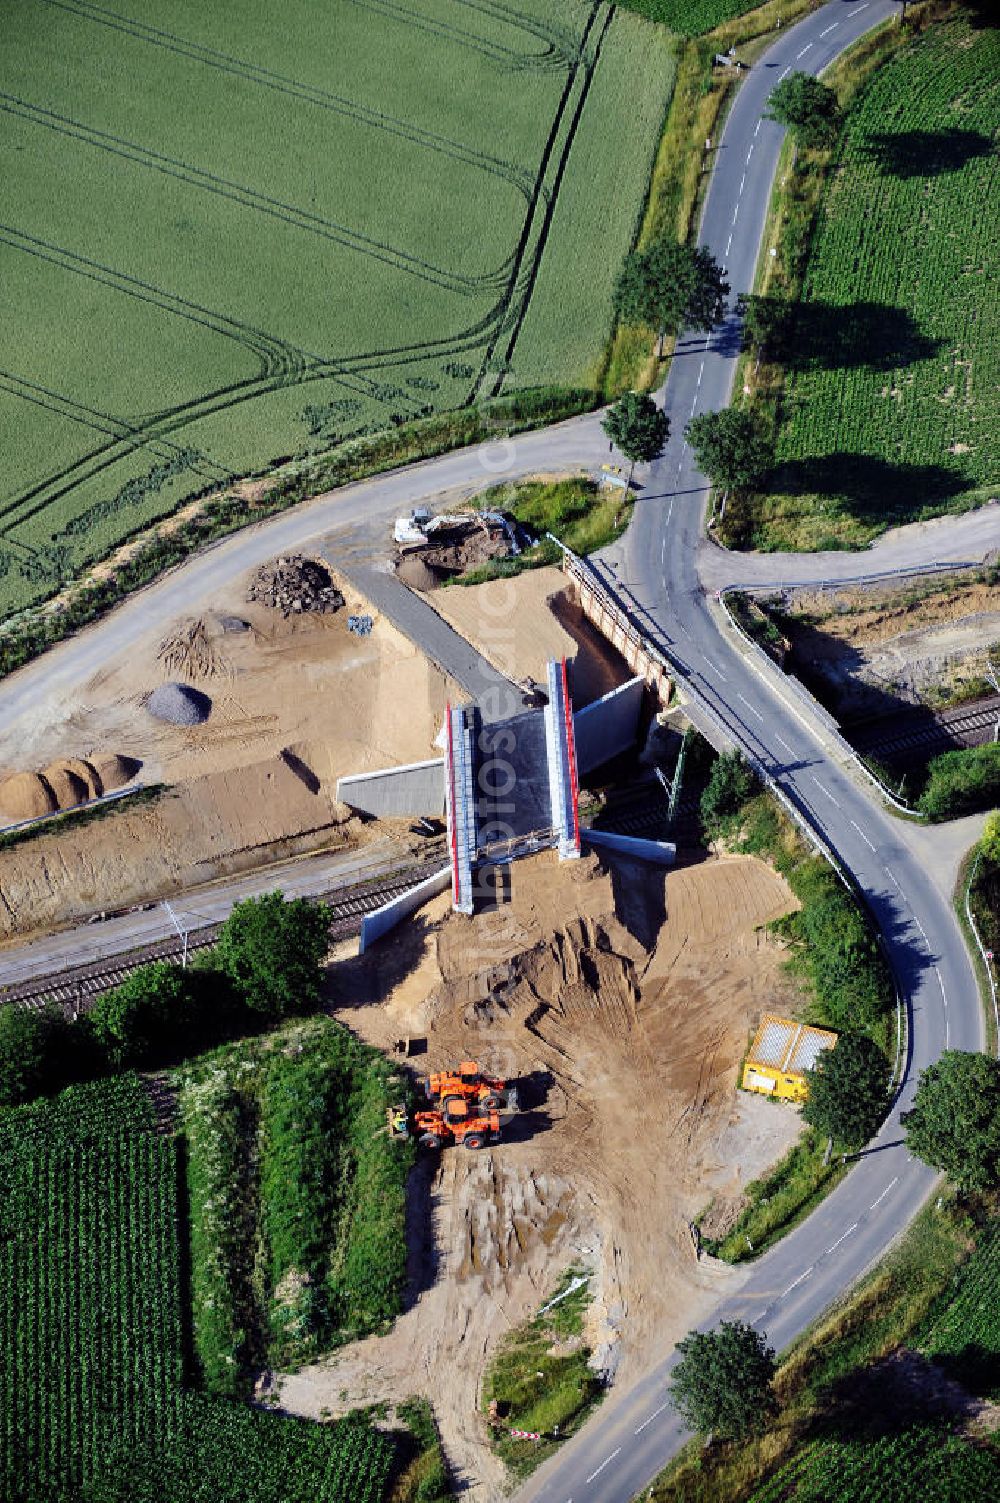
[715,585,927,820]
[548,534,673,704]
[0,781,146,839]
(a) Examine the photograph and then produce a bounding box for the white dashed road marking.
[775,733,794,755]
[635,1403,670,1435]
[870,1177,898,1212]
[781,1266,814,1298]
[850,818,876,852]
[797,42,813,58]
[738,692,763,721]
[810,775,840,806]
[825,1223,858,1256]
[820,21,839,35]
[725,232,733,256]
[754,118,762,137]
[697,361,705,386]
[777,65,791,81]
[585,1449,621,1485]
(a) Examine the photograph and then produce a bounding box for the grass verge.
[483,1267,603,1479]
[392,1400,452,1503]
[701,1128,847,1263]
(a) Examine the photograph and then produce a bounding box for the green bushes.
[917,743,1000,821]
[3,892,334,1114]
[459,477,629,583]
[782,859,892,1033]
[177,1019,414,1385]
[700,750,760,836]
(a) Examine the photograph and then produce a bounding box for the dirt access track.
[277,850,805,1498]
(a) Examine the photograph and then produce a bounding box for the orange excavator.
[422,1060,518,1118]
[387,1060,518,1151]
[387,1097,501,1151]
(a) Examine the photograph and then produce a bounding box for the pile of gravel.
[147,681,212,725]
[247,555,344,617]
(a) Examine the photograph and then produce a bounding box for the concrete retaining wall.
[359,865,452,952]
[573,676,645,775]
[582,828,676,865]
[337,758,444,818]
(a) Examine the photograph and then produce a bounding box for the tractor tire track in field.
[346,0,571,71]
[0,223,310,381]
[0,371,227,488]
[469,0,609,401]
[2,1,610,564]
[39,0,537,201]
[0,92,512,296]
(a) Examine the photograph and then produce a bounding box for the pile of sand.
[147,682,212,725]
[0,753,140,823]
[0,772,59,820]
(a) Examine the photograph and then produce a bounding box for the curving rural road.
[512,3,990,1501]
[0,4,995,1501]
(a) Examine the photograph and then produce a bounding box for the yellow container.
[741,1014,838,1102]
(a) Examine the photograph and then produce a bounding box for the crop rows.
[0,1072,402,1500]
[749,1425,1000,1502]
[922,1217,1000,1393]
[771,19,999,541]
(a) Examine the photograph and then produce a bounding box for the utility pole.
[163,900,189,968]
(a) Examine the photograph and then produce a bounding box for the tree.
[215,891,331,1018]
[686,408,771,491]
[802,1033,889,1148]
[601,392,670,493]
[765,72,841,149]
[670,1321,777,1440]
[614,239,729,345]
[737,293,791,359]
[0,1006,51,1109]
[700,750,757,835]
[901,1050,1000,1192]
[89,961,200,1068]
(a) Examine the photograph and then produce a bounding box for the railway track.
[849,694,1000,765]
[1,868,436,1013]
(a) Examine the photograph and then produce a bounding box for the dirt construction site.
[277,849,806,1497]
[0,527,818,1494]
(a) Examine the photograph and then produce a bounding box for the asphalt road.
[514,4,987,1501]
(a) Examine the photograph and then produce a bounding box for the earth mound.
[246,555,344,616]
[60,758,103,798]
[0,772,58,820]
[89,753,140,791]
[42,763,90,810]
[147,682,212,725]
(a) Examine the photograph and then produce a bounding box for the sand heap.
[246,555,344,617]
[147,682,212,725]
[0,772,59,821]
[0,754,139,822]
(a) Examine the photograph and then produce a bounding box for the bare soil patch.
[776,576,1000,715]
[0,565,454,936]
[428,567,630,707]
[277,851,804,1497]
